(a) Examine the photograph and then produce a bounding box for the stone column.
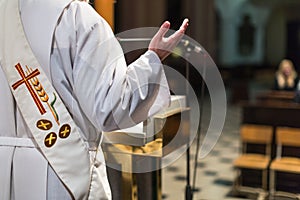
[215,0,247,67]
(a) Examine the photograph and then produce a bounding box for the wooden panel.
[234,154,270,169]
[242,101,300,128]
[277,127,300,147]
[256,91,295,103]
[271,158,300,173]
[241,124,273,144]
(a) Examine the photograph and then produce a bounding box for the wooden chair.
[233,124,273,199]
[269,127,300,199]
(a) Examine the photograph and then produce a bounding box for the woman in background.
[274,59,299,91]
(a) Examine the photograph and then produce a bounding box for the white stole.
[0,0,95,199]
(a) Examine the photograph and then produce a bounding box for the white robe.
[0,0,170,199]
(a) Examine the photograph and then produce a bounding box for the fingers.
[148,19,189,61]
[156,21,170,38]
[162,21,171,29]
[168,18,189,41]
[176,18,189,36]
[157,19,188,40]
[179,18,189,33]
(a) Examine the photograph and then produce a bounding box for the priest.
[0,0,188,199]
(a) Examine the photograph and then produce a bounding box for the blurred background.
[90,0,300,104]
[92,1,300,199]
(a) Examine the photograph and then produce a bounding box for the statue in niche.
[238,15,256,56]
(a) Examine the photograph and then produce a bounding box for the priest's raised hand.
[149,18,189,61]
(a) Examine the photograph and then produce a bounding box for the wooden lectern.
[102,95,190,200]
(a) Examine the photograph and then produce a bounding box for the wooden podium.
[102,96,190,200]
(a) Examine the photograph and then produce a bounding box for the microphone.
[180,39,202,53]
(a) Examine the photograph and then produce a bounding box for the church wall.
[95,0,300,70]
[182,0,217,60]
[266,4,300,68]
[114,0,216,60]
[265,7,286,67]
[114,0,167,33]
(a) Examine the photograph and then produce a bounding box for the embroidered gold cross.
[44,132,57,147]
[12,63,46,114]
[37,120,52,130]
[59,124,71,138]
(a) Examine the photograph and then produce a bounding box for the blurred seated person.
[274,59,299,91]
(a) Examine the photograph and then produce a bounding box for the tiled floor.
[161,74,297,200]
[161,100,252,200]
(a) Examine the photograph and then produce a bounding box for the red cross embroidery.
[12,63,46,115]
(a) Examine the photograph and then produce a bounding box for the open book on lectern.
[102,95,187,146]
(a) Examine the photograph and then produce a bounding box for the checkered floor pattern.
[161,102,252,200]
[161,80,298,200]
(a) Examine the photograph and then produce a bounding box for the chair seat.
[270,157,300,173]
[233,154,270,169]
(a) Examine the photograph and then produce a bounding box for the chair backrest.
[275,127,300,158]
[276,127,300,147]
[240,124,273,155]
[241,124,273,144]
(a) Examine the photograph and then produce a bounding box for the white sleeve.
[54,2,170,132]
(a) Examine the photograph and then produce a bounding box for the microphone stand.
[192,51,206,196]
[184,49,193,200]
[182,39,205,200]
